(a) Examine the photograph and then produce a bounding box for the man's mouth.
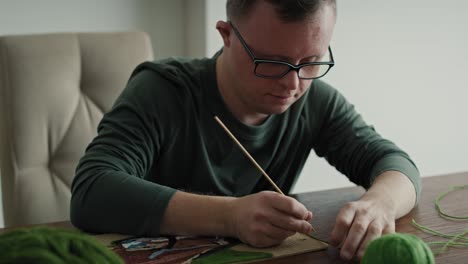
[269,94,294,104]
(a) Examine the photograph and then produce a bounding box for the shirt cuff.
[369,154,421,204]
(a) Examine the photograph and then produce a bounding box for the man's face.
[223,2,336,118]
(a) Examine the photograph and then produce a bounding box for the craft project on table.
[94,232,328,264]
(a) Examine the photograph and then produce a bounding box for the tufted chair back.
[0,32,153,227]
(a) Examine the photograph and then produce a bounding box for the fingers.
[265,224,296,241]
[330,201,397,261]
[340,216,372,260]
[268,194,313,234]
[354,220,395,260]
[330,203,356,247]
[243,213,297,247]
[271,193,311,221]
[355,220,383,259]
[234,192,313,248]
[382,221,395,234]
[270,213,313,234]
[305,211,313,221]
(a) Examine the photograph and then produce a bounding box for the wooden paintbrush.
[214,115,316,232]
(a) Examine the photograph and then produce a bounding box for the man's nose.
[278,69,300,91]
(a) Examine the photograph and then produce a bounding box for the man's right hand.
[227,191,313,247]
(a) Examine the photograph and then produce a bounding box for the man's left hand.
[328,171,417,261]
[330,192,396,260]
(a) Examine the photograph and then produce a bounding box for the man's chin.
[262,105,291,115]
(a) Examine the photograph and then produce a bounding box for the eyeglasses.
[229,21,334,80]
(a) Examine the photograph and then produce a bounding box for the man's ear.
[216,21,232,47]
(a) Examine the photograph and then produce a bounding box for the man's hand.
[330,192,396,260]
[227,191,313,247]
[330,171,416,261]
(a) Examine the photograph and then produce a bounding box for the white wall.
[205,0,227,56]
[0,0,186,58]
[184,0,226,57]
[295,0,468,192]
[185,0,206,57]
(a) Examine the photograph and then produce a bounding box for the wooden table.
[1,172,466,263]
[269,171,468,263]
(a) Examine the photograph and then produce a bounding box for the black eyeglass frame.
[229,21,335,80]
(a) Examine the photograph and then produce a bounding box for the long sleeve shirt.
[70,53,420,236]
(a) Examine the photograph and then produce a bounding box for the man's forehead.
[241,21,332,58]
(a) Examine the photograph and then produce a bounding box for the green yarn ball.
[0,226,123,264]
[362,233,435,264]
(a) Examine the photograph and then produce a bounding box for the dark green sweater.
[70,54,420,236]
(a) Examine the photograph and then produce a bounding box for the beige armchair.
[0,32,154,227]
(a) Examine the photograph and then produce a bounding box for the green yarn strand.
[410,185,468,256]
[432,230,468,255]
[428,241,468,247]
[435,185,468,220]
[412,219,468,256]
[411,219,468,242]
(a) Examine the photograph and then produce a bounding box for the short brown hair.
[226,0,337,23]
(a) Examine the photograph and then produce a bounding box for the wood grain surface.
[1,172,466,263]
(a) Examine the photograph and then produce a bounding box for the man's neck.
[215,54,268,126]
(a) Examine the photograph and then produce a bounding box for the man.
[71,0,420,261]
